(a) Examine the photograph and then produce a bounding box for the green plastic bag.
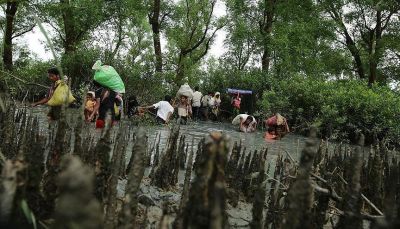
[47,80,75,106]
[92,60,125,93]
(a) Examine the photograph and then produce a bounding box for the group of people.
[33,66,290,140]
[193,88,222,121]
[232,113,290,140]
[83,82,123,128]
[141,87,223,125]
[33,67,123,129]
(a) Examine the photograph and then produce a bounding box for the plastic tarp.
[227,88,253,95]
[92,60,125,93]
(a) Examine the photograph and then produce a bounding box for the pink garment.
[266,116,277,126]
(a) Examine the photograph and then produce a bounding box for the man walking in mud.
[32,67,62,120]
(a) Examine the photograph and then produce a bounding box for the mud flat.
[1,102,399,228]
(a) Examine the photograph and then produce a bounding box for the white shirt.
[153,101,174,121]
[201,95,211,107]
[232,114,249,125]
[192,91,202,107]
[209,97,215,106]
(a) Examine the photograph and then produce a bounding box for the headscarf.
[87,91,95,98]
[213,92,221,105]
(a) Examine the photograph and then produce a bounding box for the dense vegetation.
[261,77,400,144]
[1,0,400,142]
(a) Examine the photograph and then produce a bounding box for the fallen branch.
[337,174,384,216]
[0,70,48,89]
[313,183,342,202]
[283,147,384,216]
[329,204,384,221]
[283,149,297,164]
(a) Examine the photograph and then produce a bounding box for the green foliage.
[61,47,102,88]
[1,0,399,143]
[166,0,226,84]
[3,59,55,100]
[260,76,400,144]
[317,0,400,83]
[21,199,37,229]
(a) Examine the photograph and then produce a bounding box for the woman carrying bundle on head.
[264,113,290,140]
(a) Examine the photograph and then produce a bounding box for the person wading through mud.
[200,91,213,121]
[32,67,63,120]
[232,114,257,133]
[231,93,241,116]
[209,92,221,121]
[143,95,174,125]
[264,113,290,140]
[177,95,192,125]
[192,86,202,121]
[90,81,117,128]
[84,91,97,122]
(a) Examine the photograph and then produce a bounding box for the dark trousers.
[200,107,208,120]
[47,106,62,120]
[192,106,200,120]
[156,116,166,124]
[177,116,188,125]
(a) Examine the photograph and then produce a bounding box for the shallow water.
[30,106,308,161]
[145,120,307,159]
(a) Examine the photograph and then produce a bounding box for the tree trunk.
[261,37,272,73]
[261,0,275,73]
[344,30,366,80]
[175,53,185,86]
[149,0,163,72]
[60,0,80,87]
[61,1,77,54]
[3,1,19,71]
[368,10,382,86]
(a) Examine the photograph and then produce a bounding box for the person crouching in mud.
[264,113,290,140]
[177,95,192,125]
[143,95,174,125]
[90,81,117,128]
[232,114,257,133]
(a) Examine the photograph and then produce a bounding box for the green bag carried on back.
[92,60,125,93]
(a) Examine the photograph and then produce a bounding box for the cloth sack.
[176,83,193,99]
[47,80,75,106]
[276,113,285,125]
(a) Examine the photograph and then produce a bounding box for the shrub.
[259,76,400,144]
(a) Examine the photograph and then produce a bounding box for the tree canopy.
[0,0,399,96]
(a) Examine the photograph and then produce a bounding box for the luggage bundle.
[176,83,193,99]
[47,80,75,106]
[92,60,125,93]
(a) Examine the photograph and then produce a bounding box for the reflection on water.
[30,106,309,160]
[144,121,308,160]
